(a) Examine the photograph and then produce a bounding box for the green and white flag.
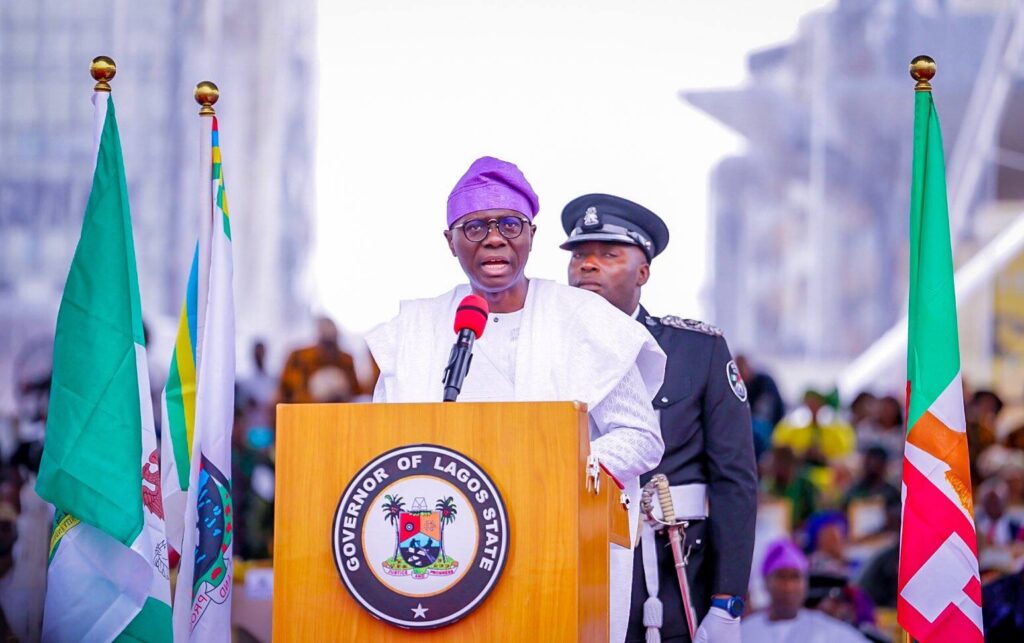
[36,91,172,642]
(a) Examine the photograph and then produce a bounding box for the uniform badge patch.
[582,206,601,230]
[333,444,509,630]
[726,360,748,402]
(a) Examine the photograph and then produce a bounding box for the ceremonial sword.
[641,473,699,639]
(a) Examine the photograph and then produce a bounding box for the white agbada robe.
[741,609,869,643]
[366,278,666,642]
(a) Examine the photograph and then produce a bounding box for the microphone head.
[454,294,489,338]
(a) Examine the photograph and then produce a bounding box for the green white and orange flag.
[897,70,983,641]
[35,90,172,641]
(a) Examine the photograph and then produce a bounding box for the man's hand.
[693,606,740,643]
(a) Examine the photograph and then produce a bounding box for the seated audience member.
[0,463,45,642]
[774,390,855,500]
[806,511,851,580]
[854,395,904,462]
[761,445,818,529]
[982,565,1024,642]
[847,392,876,432]
[977,446,1024,494]
[736,354,785,458]
[237,339,276,411]
[996,406,1024,451]
[842,447,900,537]
[857,540,898,608]
[980,408,1024,486]
[976,479,1024,547]
[742,539,868,642]
[774,389,855,463]
[967,389,1004,479]
[278,317,363,403]
[0,481,44,641]
[1004,463,1024,519]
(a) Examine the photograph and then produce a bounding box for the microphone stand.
[442,328,476,402]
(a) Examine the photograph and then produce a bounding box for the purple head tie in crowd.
[761,538,809,577]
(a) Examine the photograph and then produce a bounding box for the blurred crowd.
[2,326,1023,640]
[0,316,376,641]
[229,317,377,563]
[739,355,1024,642]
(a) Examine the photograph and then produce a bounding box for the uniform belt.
[648,482,708,522]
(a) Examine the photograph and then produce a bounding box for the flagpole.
[174,81,234,643]
[39,54,174,642]
[907,65,936,618]
[194,81,219,374]
[89,56,115,165]
[910,54,936,93]
[900,54,937,643]
[900,53,982,643]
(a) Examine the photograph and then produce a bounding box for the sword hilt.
[640,481,655,518]
[652,474,676,524]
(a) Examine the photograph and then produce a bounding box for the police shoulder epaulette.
[660,315,722,336]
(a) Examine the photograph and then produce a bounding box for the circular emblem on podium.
[332,444,510,629]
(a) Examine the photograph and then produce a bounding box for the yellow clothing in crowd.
[773,406,856,499]
[772,406,856,460]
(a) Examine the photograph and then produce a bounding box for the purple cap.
[761,539,809,577]
[447,156,539,227]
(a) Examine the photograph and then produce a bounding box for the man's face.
[804,393,826,417]
[567,241,649,315]
[983,489,1005,519]
[816,523,846,557]
[863,452,887,480]
[770,448,796,484]
[766,568,806,619]
[445,209,535,294]
[316,318,338,347]
[877,398,902,428]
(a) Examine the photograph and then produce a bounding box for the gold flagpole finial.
[194,81,220,116]
[90,56,116,92]
[910,55,936,92]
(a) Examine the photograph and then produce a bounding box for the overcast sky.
[315,0,831,333]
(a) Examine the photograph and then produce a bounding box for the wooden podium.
[274,401,629,641]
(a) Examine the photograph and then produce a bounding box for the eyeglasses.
[450,216,531,243]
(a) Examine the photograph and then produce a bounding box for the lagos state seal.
[332,444,510,630]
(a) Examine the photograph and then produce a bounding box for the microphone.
[442,295,489,402]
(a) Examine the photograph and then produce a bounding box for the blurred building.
[684,0,1024,393]
[0,0,317,413]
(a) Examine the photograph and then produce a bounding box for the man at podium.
[366,156,667,642]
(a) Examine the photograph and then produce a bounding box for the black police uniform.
[561,194,758,643]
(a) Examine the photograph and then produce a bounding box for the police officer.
[561,194,757,643]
